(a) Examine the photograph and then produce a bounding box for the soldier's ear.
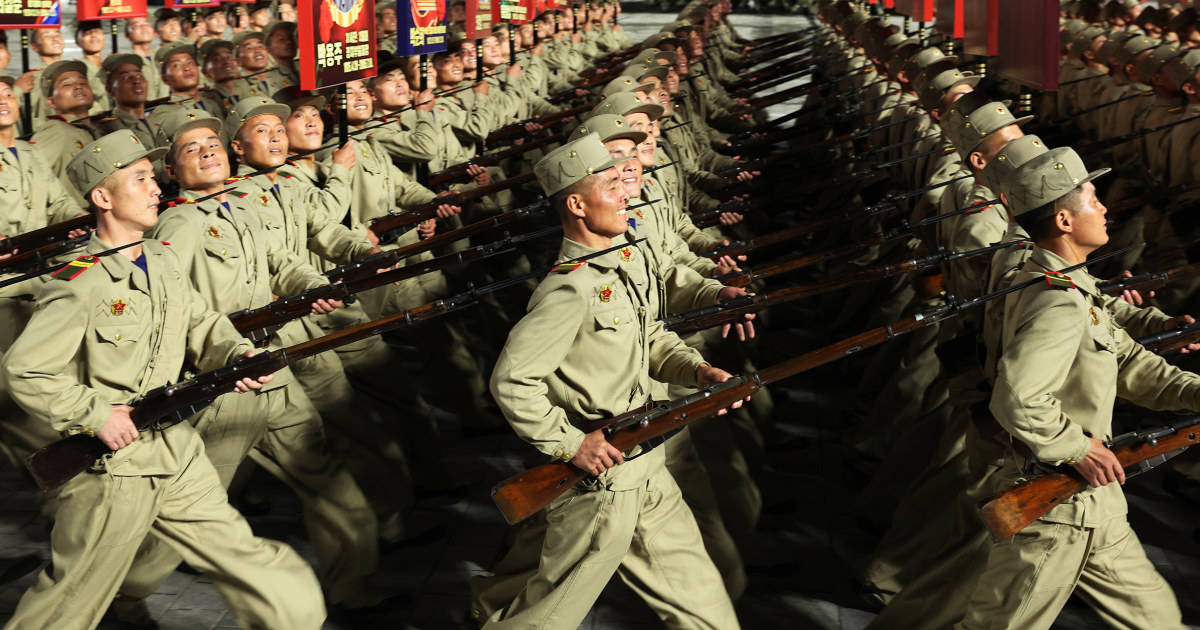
[90,185,115,213]
[229,138,244,157]
[563,192,587,219]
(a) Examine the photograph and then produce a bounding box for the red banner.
[492,0,529,25]
[894,0,934,21]
[297,0,378,90]
[935,0,963,37]
[0,0,61,29]
[164,0,219,8]
[996,0,1057,90]
[76,0,147,20]
[963,0,998,56]
[465,0,492,38]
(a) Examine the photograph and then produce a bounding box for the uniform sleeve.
[489,280,588,461]
[3,280,111,435]
[266,238,327,298]
[1102,295,1171,340]
[31,146,86,224]
[989,288,1094,465]
[645,316,705,387]
[1113,328,1200,411]
[147,208,200,272]
[179,261,256,371]
[372,112,441,163]
[394,171,438,209]
[297,163,353,225]
[660,262,723,314]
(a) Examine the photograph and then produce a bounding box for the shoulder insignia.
[964,201,993,214]
[47,115,67,123]
[599,285,613,302]
[550,261,586,273]
[109,299,127,316]
[281,171,295,179]
[1044,271,1075,289]
[620,247,632,262]
[232,191,249,199]
[224,174,249,183]
[1168,106,1185,114]
[52,255,98,281]
[634,208,645,220]
[168,197,195,208]
[1089,307,1100,326]
[160,241,170,246]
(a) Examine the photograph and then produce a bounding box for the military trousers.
[4,428,324,630]
[471,467,740,630]
[955,515,1186,630]
[118,380,380,608]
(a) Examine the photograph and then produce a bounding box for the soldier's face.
[665,66,679,94]
[268,28,297,60]
[107,63,147,107]
[78,27,105,55]
[603,138,642,196]
[637,128,657,168]
[0,84,18,128]
[434,54,464,84]
[233,113,287,168]
[624,111,652,134]
[286,105,324,152]
[460,42,477,70]
[481,37,502,66]
[127,19,154,45]
[1063,182,1108,250]
[48,71,94,115]
[371,69,410,109]
[163,53,200,91]
[251,8,272,28]
[157,18,182,43]
[169,129,230,189]
[345,81,374,124]
[238,38,269,71]
[204,47,240,83]
[379,9,398,34]
[277,2,297,22]
[206,13,227,35]
[0,45,11,72]
[99,159,161,232]
[448,3,466,23]
[34,29,64,57]
[573,168,630,238]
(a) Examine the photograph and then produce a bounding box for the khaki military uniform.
[470,237,739,629]
[3,238,325,630]
[30,117,100,205]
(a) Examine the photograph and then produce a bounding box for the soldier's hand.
[234,350,273,392]
[570,429,624,476]
[524,121,544,134]
[332,139,357,170]
[310,297,343,315]
[1165,315,1200,353]
[14,71,33,93]
[0,234,10,260]
[695,364,749,414]
[506,63,523,79]
[466,163,492,186]
[717,286,755,341]
[98,405,139,450]
[435,203,462,219]
[571,32,583,44]
[415,89,436,112]
[718,211,744,226]
[1073,437,1125,488]
[474,81,491,95]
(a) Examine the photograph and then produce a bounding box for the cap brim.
[1078,167,1111,187]
[173,118,223,142]
[239,104,292,128]
[1013,114,1034,127]
[629,103,665,121]
[284,95,326,111]
[600,130,648,145]
[132,146,169,164]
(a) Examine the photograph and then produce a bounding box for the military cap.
[1060,19,1090,46]
[1116,0,1140,10]
[1138,42,1184,78]
[602,76,654,97]
[0,76,14,88]
[1097,31,1134,65]
[1002,146,1109,216]
[199,39,235,67]
[232,30,266,50]
[643,32,685,49]
[569,113,647,146]
[249,0,273,15]
[272,85,325,111]
[153,7,181,27]
[914,64,980,111]
[885,38,922,74]
[67,129,167,198]
[1169,7,1199,36]
[535,132,627,197]
[590,90,664,121]
[1069,25,1106,58]
[902,47,953,83]
[41,60,89,98]
[156,106,222,146]
[264,20,296,43]
[447,28,469,45]
[223,96,290,144]
[1164,48,1200,90]
[1113,34,1158,66]
[980,135,1049,194]
[100,53,143,85]
[376,0,397,13]
[941,96,1032,159]
[155,41,197,72]
[621,63,668,83]
[73,19,103,34]
[634,47,677,68]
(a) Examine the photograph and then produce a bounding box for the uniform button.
[114,332,122,341]
[220,248,227,255]
[554,449,563,458]
[155,326,160,333]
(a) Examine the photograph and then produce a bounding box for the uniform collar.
[559,236,621,270]
[88,235,154,292]
[1028,245,1098,295]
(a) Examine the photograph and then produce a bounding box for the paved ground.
[4,8,1200,630]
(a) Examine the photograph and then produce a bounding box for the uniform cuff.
[548,427,586,463]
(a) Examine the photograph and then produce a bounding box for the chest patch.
[599,285,613,302]
[109,299,128,316]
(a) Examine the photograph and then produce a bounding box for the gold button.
[155,326,160,333]
[554,449,563,458]
[613,316,620,325]
[221,248,227,255]
[114,332,123,341]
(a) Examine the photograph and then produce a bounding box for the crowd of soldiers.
[4,0,1200,626]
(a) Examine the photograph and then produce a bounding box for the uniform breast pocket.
[203,241,240,262]
[1089,322,1117,354]
[594,307,633,332]
[95,324,140,345]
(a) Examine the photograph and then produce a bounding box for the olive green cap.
[590,90,665,121]
[1070,26,1106,58]
[914,61,980,111]
[1168,7,1199,35]
[0,76,14,87]
[885,38,921,74]
[376,0,397,13]
[154,106,222,146]
[569,113,647,146]
[272,85,325,111]
[1138,43,1184,78]
[154,41,197,72]
[232,30,265,50]
[1002,146,1110,216]
[941,96,1032,158]
[199,39,235,66]
[223,96,289,145]
[1165,48,1200,90]
[621,63,668,83]
[902,47,953,82]
[534,132,627,197]
[633,47,677,67]
[154,7,180,26]
[67,129,167,198]
[980,134,1051,193]
[100,53,143,84]
[1097,31,1133,65]
[602,76,654,97]
[1114,34,1159,66]
[41,60,89,98]
[643,32,685,49]
[264,20,296,43]
[1060,19,1089,46]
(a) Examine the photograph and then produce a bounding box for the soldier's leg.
[1072,517,1187,630]
[468,512,551,624]
[6,470,159,630]
[662,428,747,600]
[616,468,741,630]
[248,384,381,607]
[954,520,1093,630]
[476,485,638,629]
[149,437,327,630]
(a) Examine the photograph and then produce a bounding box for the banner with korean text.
[297,0,379,89]
[0,0,60,29]
[398,0,446,55]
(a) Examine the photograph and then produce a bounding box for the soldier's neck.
[289,153,315,171]
[37,54,61,65]
[1042,236,1093,266]
[118,103,145,119]
[58,106,89,120]
[216,78,238,92]
[131,43,152,56]
[171,85,200,100]
[95,224,144,262]
[272,56,294,72]
[83,52,103,67]
[0,126,14,148]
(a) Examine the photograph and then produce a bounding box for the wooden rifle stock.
[485,102,595,146]
[0,214,96,257]
[977,416,1200,542]
[369,172,538,243]
[0,233,91,276]
[428,133,566,188]
[1135,321,1200,355]
[1099,260,1200,299]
